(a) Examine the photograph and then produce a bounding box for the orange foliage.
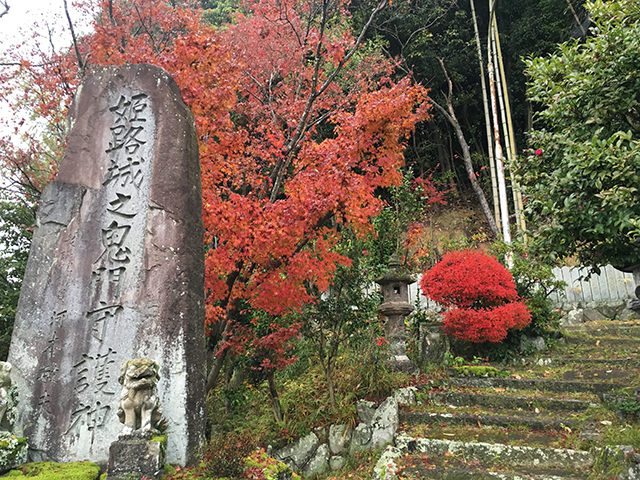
[1,0,431,378]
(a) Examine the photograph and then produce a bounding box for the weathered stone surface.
[329,455,346,471]
[349,423,372,455]
[8,64,206,465]
[394,387,417,405]
[273,432,319,471]
[370,396,399,450]
[356,400,376,425]
[560,309,584,327]
[391,354,419,374]
[419,322,448,367]
[107,433,167,480]
[0,433,28,474]
[583,308,607,322]
[372,445,402,480]
[621,305,640,320]
[302,443,329,478]
[328,424,351,454]
[0,363,18,434]
[117,359,162,436]
[519,336,547,354]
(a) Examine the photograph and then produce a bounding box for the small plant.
[244,449,301,480]
[616,398,640,416]
[203,431,257,479]
[444,352,465,367]
[420,249,531,343]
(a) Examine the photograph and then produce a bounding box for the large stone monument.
[8,64,206,465]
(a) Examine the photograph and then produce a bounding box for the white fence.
[407,265,636,310]
[549,265,635,306]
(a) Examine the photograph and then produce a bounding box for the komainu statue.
[0,362,17,432]
[117,358,162,436]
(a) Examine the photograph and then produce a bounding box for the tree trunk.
[430,59,500,238]
[267,370,283,423]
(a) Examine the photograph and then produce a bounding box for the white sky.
[0,0,91,189]
[0,0,87,48]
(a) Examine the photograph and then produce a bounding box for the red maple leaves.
[421,249,531,343]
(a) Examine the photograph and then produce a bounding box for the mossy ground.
[1,462,100,479]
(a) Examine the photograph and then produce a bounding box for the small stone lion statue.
[117,358,162,436]
[0,362,16,432]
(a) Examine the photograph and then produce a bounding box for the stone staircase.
[379,319,640,480]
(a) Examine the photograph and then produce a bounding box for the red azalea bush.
[420,249,531,343]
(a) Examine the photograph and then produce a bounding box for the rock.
[349,423,372,455]
[620,306,640,320]
[560,309,584,327]
[328,424,352,454]
[302,443,329,478]
[273,432,319,471]
[356,400,376,425]
[519,336,547,354]
[372,445,402,480]
[628,298,640,313]
[329,455,346,471]
[8,64,206,466]
[583,308,607,322]
[370,396,399,450]
[594,301,627,320]
[394,387,417,405]
[0,433,28,474]
[313,426,328,444]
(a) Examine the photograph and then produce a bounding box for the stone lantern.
[376,254,419,373]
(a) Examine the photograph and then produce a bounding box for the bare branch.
[565,0,587,38]
[268,0,388,202]
[428,59,500,237]
[135,5,159,55]
[63,0,85,76]
[0,0,9,19]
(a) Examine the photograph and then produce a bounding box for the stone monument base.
[390,354,419,374]
[0,432,28,474]
[107,432,167,480]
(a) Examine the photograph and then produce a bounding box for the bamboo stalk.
[487,0,510,245]
[493,17,527,238]
[490,19,521,236]
[470,0,501,234]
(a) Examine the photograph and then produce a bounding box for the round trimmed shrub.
[421,249,531,343]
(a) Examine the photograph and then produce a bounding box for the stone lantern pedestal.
[376,255,419,374]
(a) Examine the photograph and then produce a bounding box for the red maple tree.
[1,0,431,402]
[421,249,531,343]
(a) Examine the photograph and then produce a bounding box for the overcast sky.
[0,0,92,189]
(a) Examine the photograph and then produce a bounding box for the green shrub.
[203,432,257,479]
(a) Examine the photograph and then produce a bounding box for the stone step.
[563,336,640,348]
[564,324,640,338]
[394,435,594,471]
[424,391,599,412]
[526,357,640,368]
[449,377,626,395]
[398,460,589,480]
[399,410,583,431]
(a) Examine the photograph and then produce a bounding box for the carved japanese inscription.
[8,64,206,466]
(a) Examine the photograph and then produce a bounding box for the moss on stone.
[2,461,101,479]
[243,451,301,480]
[452,365,502,377]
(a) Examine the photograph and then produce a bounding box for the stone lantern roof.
[375,254,416,287]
